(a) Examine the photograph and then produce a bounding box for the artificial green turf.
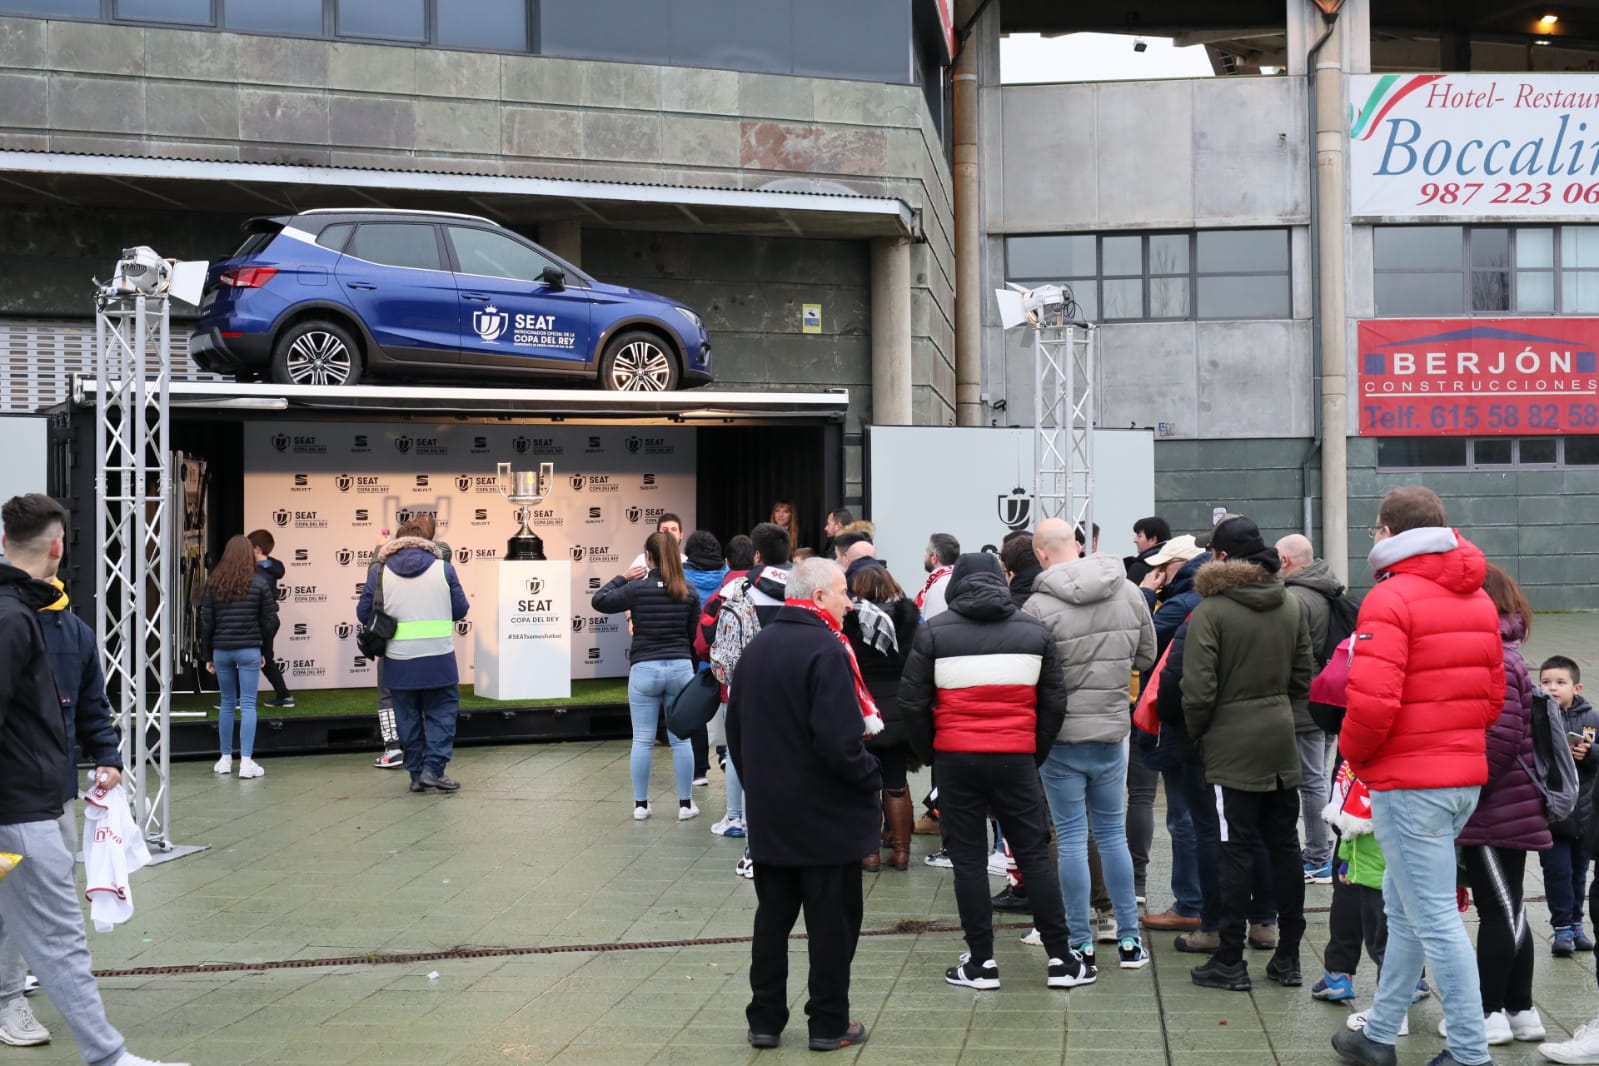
[170,677,630,720]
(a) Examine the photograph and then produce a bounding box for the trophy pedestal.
[473,560,572,701]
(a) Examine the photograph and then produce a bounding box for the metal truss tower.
[1032,319,1098,537]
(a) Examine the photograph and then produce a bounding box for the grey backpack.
[1522,687,1581,822]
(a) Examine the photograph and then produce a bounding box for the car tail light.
[219,266,278,288]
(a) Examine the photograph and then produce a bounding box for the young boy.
[246,529,293,709]
[1539,655,1599,956]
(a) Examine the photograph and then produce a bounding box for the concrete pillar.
[952,0,983,426]
[1315,10,1350,582]
[871,237,913,426]
[541,220,582,268]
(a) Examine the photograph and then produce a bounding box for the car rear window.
[233,229,278,258]
[315,223,353,252]
[348,223,443,272]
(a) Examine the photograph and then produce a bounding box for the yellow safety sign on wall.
[801,304,822,334]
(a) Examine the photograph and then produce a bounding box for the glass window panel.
[315,223,352,252]
[1471,269,1509,312]
[1473,438,1513,465]
[1562,227,1599,269]
[1102,235,1142,276]
[541,0,669,60]
[1065,280,1097,321]
[1469,228,1509,270]
[1374,226,1462,270]
[1562,271,1599,313]
[115,0,211,20]
[791,0,912,81]
[1197,274,1290,319]
[1516,270,1555,313]
[225,0,321,33]
[1006,236,1095,281]
[1565,436,1599,464]
[449,226,557,283]
[1149,234,1189,274]
[669,0,791,72]
[438,0,529,49]
[1518,227,1554,269]
[1101,279,1143,319]
[338,0,424,40]
[1197,229,1289,274]
[1376,437,1468,467]
[348,223,441,271]
[1149,276,1189,318]
[1376,271,1465,316]
[1519,438,1558,464]
[0,0,97,13]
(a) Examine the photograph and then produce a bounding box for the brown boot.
[862,852,881,873]
[884,787,914,870]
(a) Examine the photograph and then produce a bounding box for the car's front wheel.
[271,320,364,387]
[599,330,678,392]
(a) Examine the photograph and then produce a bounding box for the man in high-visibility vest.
[357,517,469,793]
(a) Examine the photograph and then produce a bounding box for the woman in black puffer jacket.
[200,533,277,780]
[593,531,701,822]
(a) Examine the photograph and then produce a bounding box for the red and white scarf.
[789,599,884,736]
[916,566,953,609]
[1321,759,1373,837]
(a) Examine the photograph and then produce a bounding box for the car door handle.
[461,293,491,302]
[346,282,377,291]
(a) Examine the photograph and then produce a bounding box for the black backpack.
[1321,590,1362,665]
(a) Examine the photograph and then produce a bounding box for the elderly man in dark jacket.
[726,558,881,1053]
[900,553,1095,991]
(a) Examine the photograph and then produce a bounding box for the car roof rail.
[295,207,500,226]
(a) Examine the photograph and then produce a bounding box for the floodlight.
[1133,38,1148,52]
[99,247,210,306]
[995,283,1075,330]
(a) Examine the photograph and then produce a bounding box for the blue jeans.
[1162,770,1204,917]
[715,703,745,821]
[1540,837,1590,928]
[628,659,694,803]
[1364,786,1487,1064]
[391,684,460,779]
[1040,739,1139,943]
[213,646,261,759]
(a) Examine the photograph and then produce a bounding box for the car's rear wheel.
[599,330,678,392]
[271,320,364,387]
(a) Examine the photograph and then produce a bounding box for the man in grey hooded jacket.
[1025,518,1156,963]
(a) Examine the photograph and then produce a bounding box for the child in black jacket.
[248,529,292,708]
[1540,656,1599,955]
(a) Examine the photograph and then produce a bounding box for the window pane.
[791,0,912,81]
[348,224,441,271]
[1102,279,1142,319]
[0,0,97,13]
[541,0,670,62]
[1197,229,1288,274]
[1474,438,1513,465]
[1197,275,1290,319]
[1150,276,1189,318]
[669,0,790,72]
[1562,271,1599,313]
[115,0,211,20]
[1376,271,1464,316]
[438,0,528,49]
[1007,236,1095,281]
[1520,438,1557,464]
[1562,226,1599,269]
[1149,234,1189,274]
[1376,437,1467,467]
[1565,435,1599,464]
[1516,270,1555,313]
[1102,236,1142,276]
[449,227,557,283]
[338,0,423,40]
[1518,227,1554,269]
[1374,226,1462,270]
[315,223,352,252]
[225,0,321,33]
[1471,269,1509,312]
[1065,280,1097,320]
[1469,228,1509,270]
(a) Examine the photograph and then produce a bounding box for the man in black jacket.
[0,494,183,1066]
[727,558,880,1053]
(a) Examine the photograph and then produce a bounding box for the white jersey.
[81,783,151,932]
[920,572,952,621]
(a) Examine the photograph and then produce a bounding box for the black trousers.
[748,862,863,1040]
[690,725,710,778]
[868,743,909,791]
[938,751,1073,962]
[1324,874,1387,975]
[259,626,289,700]
[1215,785,1305,965]
[1463,845,1533,1014]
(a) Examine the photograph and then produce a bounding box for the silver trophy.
[496,461,555,561]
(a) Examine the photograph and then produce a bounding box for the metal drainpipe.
[1301,8,1341,539]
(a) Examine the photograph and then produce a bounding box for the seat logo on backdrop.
[998,488,1033,531]
[526,577,545,596]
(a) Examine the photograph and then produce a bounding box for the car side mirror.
[539,266,566,292]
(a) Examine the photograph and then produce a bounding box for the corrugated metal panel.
[0,319,222,414]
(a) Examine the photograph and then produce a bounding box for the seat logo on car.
[473,305,509,343]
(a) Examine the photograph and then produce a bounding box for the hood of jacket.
[377,536,447,577]
[1008,561,1042,597]
[686,564,728,602]
[1194,559,1286,611]
[1500,611,1527,645]
[41,576,68,612]
[1163,551,1211,599]
[947,569,1017,621]
[0,560,66,612]
[1284,558,1344,598]
[1368,527,1486,596]
[1032,554,1125,607]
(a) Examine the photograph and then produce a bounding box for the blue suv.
[190,209,712,391]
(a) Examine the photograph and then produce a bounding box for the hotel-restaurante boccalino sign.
[1351,73,1599,218]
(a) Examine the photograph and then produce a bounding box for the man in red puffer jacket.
[1331,486,1504,1066]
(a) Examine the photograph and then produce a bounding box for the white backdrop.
[242,422,696,689]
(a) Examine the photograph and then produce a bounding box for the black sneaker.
[1329,1028,1398,1066]
[1265,952,1302,986]
[808,1021,868,1052]
[990,885,1032,912]
[945,953,1000,989]
[408,779,427,793]
[1047,952,1096,988]
[419,771,460,791]
[267,696,295,708]
[746,1031,780,1049]
[1117,936,1151,970]
[1190,957,1252,991]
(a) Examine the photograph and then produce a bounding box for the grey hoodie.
[1024,554,1156,744]
[1282,557,1346,733]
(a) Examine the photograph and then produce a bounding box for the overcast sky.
[1000,32,1216,84]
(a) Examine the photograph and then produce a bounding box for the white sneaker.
[21,975,38,995]
[710,816,746,837]
[1440,1012,1514,1046]
[1347,1009,1408,1037]
[115,1053,192,1066]
[735,849,755,879]
[987,850,1009,875]
[677,802,700,821]
[1540,1016,1599,1064]
[238,758,264,779]
[0,998,49,1046]
[633,804,652,821]
[1020,927,1043,947]
[212,755,231,774]
[1093,910,1118,943]
[1507,1007,1546,1041]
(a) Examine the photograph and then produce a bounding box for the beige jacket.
[1024,554,1157,745]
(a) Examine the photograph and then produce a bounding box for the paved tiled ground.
[20,615,1599,1065]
